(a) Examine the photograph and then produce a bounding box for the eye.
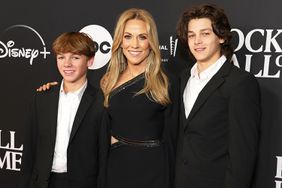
[202,32,210,36]
[188,34,195,39]
[57,56,64,60]
[124,35,132,40]
[72,55,81,60]
[138,35,147,40]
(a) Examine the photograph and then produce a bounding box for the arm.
[224,74,261,188]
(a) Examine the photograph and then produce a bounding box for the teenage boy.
[175,4,261,188]
[21,32,104,188]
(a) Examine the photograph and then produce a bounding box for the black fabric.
[48,173,68,188]
[175,62,261,188]
[105,73,179,188]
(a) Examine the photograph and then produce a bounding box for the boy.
[21,32,104,188]
[175,4,261,188]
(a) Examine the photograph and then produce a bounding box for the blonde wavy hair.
[101,8,170,107]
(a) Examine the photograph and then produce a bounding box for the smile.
[194,47,206,52]
[63,70,75,75]
[128,51,142,56]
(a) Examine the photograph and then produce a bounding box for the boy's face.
[187,18,224,66]
[56,52,93,85]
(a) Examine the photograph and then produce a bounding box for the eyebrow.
[188,28,212,33]
[123,32,148,35]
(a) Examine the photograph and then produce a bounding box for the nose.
[194,35,202,45]
[131,37,139,48]
[63,58,72,67]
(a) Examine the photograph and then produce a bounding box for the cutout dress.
[105,73,179,188]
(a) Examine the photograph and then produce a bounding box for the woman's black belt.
[111,134,162,148]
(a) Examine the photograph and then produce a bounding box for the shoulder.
[34,84,60,99]
[86,83,104,107]
[85,83,104,102]
[228,64,258,84]
[223,63,260,94]
[85,83,98,95]
[29,84,60,112]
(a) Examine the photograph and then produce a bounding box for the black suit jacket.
[20,83,106,188]
[175,61,261,188]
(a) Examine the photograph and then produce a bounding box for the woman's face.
[121,19,151,67]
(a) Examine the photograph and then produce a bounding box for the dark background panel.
[0,1,281,188]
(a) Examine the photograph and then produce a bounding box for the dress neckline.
[110,73,145,98]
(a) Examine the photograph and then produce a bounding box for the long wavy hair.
[101,8,170,107]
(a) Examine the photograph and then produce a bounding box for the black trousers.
[48,173,68,188]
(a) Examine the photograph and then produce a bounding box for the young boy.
[21,32,104,188]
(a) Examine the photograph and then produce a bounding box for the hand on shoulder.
[36,81,58,92]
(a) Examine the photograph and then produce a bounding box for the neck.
[63,78,86,93]
[196,55,222,74]
[126,65,146,77]
[197,62,213,74]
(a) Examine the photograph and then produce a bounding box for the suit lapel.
[69,84,97,143]
[180,68,191,128]
[185,61,232,127]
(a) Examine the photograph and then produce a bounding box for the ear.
[87,56,94,67]
[219,38,225,44]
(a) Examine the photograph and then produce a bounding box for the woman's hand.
[36,81,59,91]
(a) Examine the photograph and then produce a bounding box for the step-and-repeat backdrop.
[0,0,281,187]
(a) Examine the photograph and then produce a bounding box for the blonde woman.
[101,8,179,188]
[36,8,179,188]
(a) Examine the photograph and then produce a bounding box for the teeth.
[64,70,74,74]
[129,51,141,56]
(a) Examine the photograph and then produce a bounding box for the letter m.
[0,151,11,170]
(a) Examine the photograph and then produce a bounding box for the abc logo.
[80,25,112,70]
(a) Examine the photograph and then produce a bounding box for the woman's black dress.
[105,73,179,188]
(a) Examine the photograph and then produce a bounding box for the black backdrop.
[0,0,282,187]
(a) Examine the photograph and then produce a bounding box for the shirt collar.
[59,80,88,99]
[190,55,227,80]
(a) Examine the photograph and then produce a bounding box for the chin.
[63,79,76,83]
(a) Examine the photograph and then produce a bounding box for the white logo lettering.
[0,25,50,65]
[0,130,23,171]
[231,28,282,78]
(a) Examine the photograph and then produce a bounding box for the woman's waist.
[111,132,163,148]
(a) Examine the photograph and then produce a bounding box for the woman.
[101,8,179,188]
[36,8,179,188]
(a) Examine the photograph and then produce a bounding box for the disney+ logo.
[0,24,50,65]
